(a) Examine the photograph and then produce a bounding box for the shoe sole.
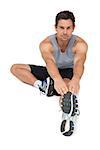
[60,92,79,136]
[61,92,74,117]
[61,92,79,117]
[60,120,74,136]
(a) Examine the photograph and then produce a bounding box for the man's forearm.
[72,63,84,81]
[46,59,62,81]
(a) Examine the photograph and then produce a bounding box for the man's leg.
[10,64,37,85]
[58,69,80,136]
[10,64,51,94]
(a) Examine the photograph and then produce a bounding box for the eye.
[59,26,64,29]
[67,26,71,29]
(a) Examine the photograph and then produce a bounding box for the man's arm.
[68,41,88,94]
[39,40,68,95]
[73,42,88,80]
[40,42,61,80]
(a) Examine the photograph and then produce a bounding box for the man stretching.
[11,10,88,136]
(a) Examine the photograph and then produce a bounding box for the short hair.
[55,10,75,27]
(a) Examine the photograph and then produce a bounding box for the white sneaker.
[60,92,80,136]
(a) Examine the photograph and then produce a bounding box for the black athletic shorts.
[29,65,73,81]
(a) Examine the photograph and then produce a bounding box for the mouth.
[62,35,69,39]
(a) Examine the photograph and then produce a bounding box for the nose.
[63,29,67,34]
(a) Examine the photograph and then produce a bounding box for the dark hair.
[55,10,75,27]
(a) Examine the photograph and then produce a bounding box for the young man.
[10,10,88,97]
[11,10,88,136]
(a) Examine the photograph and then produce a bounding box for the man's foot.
[60,92,79,117]
[60,92,80,136]
[38,77,54,96]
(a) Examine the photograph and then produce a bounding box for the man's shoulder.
[39,36,53,52]
[39,35,54,50]
[74,36,88,53]
[75,36,88,47]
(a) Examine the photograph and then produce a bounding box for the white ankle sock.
[34,80,42,88]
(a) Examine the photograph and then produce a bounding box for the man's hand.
[54,78,68,96]
[68,77,80,94]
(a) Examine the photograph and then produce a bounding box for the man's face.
[55,19,75,41]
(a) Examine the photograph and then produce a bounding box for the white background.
[0,0,100,149]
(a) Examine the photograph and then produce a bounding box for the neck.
[57,37,68,46]
[56,36,70,52]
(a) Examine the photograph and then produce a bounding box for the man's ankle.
[34,80,42,88]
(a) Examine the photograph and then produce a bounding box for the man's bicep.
[74,43,88,65]
[41,50,54,62]
[74,52,86,65]
[40,43,55,63]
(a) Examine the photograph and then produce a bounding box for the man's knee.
[10,64,18,75]
[10,64,31,75]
